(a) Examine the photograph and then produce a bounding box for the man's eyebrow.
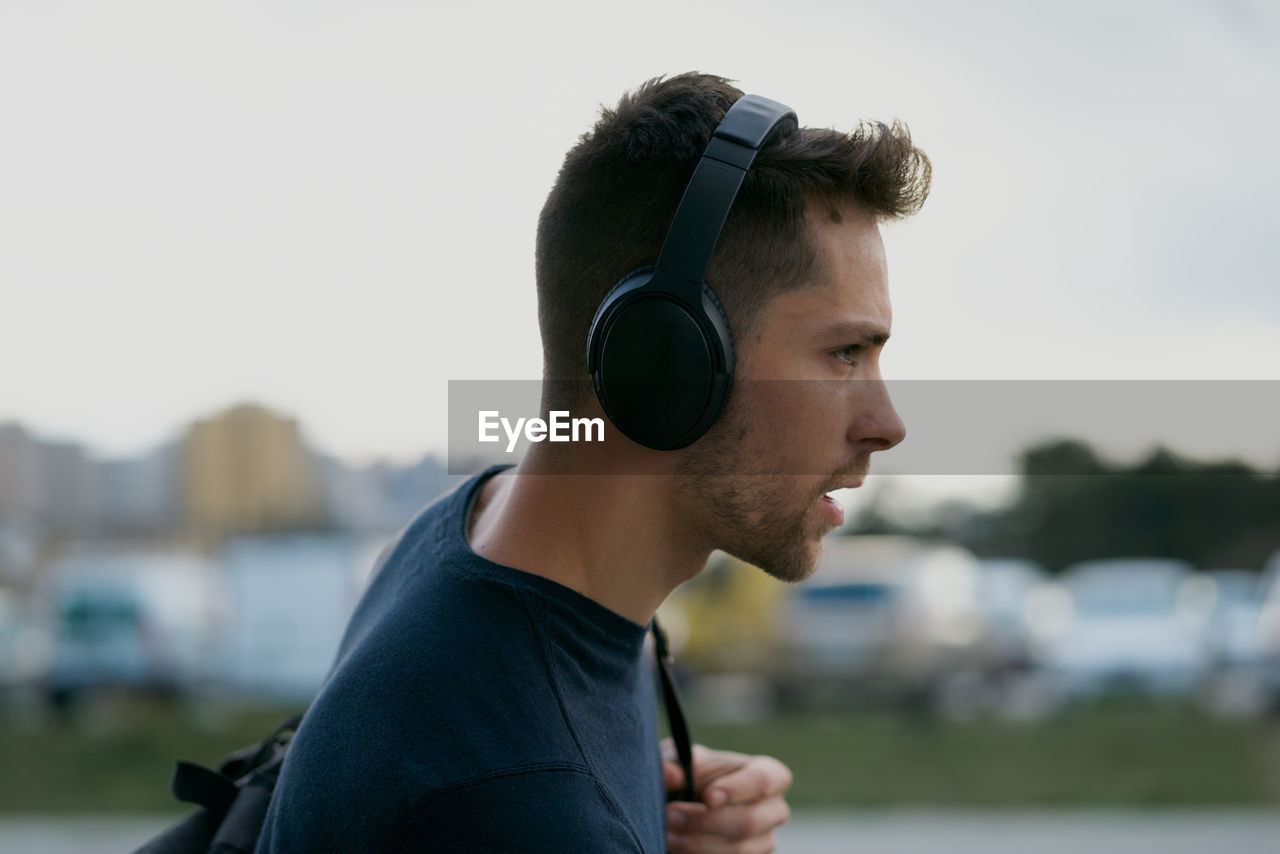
[816,321,891,346]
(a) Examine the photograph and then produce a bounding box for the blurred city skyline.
[0,402,458,586]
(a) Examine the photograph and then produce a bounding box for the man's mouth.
[819,493,845,527]
[817,469,867,526]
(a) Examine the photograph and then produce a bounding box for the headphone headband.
[654,95,798,288]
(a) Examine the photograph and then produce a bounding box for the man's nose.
[851,379,906,451]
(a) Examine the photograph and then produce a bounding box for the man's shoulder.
[330,466,522,666]
[260,587,649,851]
[259,530,589,849]
[294,546,573,773]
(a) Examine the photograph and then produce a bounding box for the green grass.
[686,704,1280,807]
[0,698,301,814]
[1,697,1277,813]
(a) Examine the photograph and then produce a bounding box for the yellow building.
[180,403,328,539]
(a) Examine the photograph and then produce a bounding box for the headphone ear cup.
[596,266,654,315]
[698,281,734,439]
[587,272,733,450]
[699,281,735,381]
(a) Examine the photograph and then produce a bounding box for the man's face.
[676,205,906,582]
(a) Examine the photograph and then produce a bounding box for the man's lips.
[819,494,845,527]
[817,468,867,527]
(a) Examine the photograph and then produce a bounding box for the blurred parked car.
[1204,570,1265,667]
[974,558,1050,671]
[1042,558,1213,702]
[1199,568,1269,716]
[967,558,1063,720]
[1258,550,1280,711]
[0,587,53,694]
[37,548,227,706]
[774,535,986,712]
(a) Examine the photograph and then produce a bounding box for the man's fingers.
[661,741,746,793]
[663,759,685,792]
[667,794,790,840]
[660,736,679,763]
[698,754,793,808]
[660,746,792,852]
[660,740,755,791]
[665,828,779,854]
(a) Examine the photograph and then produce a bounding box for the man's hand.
[660,738,793,854]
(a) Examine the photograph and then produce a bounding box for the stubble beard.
[676,414,840,584]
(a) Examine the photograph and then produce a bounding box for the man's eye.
[834,345,865,365]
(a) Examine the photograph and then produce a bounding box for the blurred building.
[98,443,182,537]
[321,453,459,533]
[1,422,188,549]
[1,425,106,575]
[1,407,455,560]
[1,426,101,536]
[40,440,101,538]
[180,403,330,540]
[0,425,44,584]
[0,422,44,524]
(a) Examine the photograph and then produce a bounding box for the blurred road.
[3,809,1278,853]
[776,809,1280,853]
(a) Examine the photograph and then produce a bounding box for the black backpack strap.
[207,765,287,854]
[220,713,303,780]
[132,713,303,854]
[167,713,302,814]
[171,761,239,814]
[651,618,696,803]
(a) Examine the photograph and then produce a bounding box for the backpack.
[132,713,302,854]
[132,620,693,853]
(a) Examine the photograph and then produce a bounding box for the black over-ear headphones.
[585,94,798,450]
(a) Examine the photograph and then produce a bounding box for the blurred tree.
[854,439,1280,574]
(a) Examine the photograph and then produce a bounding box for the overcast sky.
[3,0,1278,488]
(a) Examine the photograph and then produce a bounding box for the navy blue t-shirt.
[256,466,666,853]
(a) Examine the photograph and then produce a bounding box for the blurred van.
[218,534,385,702]
[38,548,227,705]
[1042,557,1213,701]
[773,535,986,709]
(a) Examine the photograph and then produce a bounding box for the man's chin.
[757,533,827,584]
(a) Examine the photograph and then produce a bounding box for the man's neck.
[466,452,710,626]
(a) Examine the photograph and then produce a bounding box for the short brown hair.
[535,72,930,406]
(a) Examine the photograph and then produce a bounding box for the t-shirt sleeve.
[391,766,651,854]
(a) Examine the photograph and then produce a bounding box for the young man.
[257,73,928,854]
